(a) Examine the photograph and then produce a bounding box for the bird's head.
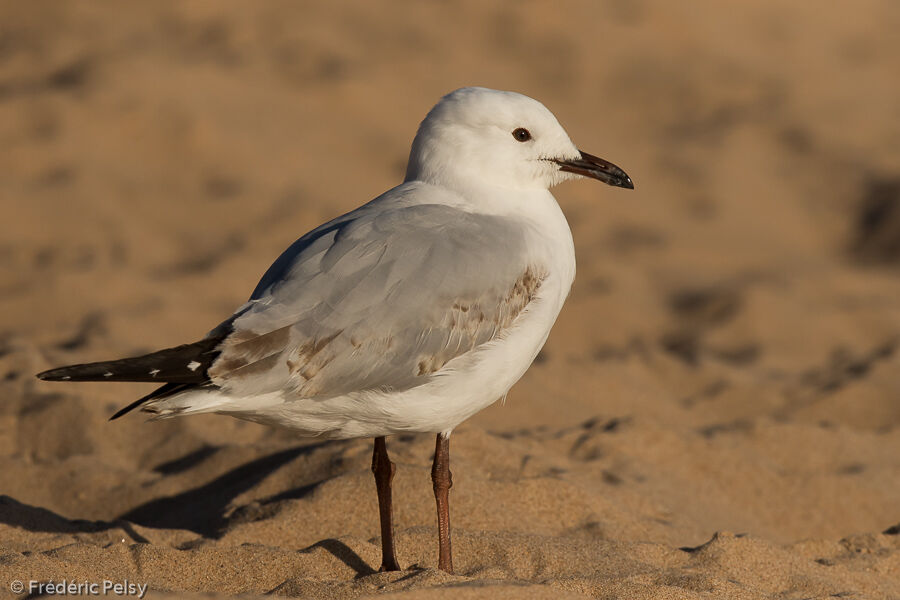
[405,87,633,192]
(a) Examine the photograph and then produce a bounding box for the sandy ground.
[2,1,900,598]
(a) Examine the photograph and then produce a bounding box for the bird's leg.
[431,432,453,574]
[372,436,402,571]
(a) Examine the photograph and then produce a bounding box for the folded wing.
[209,201,546,399]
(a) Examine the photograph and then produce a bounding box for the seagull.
[36,87,633,574]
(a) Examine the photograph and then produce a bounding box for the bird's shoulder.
[250,182,534,302]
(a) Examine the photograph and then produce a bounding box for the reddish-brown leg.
[431,432,453,574]
[372,436,402,571]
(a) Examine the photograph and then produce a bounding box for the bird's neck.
[400,177,559,220]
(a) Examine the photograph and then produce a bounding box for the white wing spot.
[149,369,160,377]
[62,376,71,380]
[103,371,113,378]
[187,361,201,372]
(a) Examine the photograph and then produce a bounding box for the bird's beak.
[554,150,634,189]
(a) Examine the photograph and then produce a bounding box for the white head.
[405,87,633,193]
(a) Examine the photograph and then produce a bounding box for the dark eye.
[512,127,532,142]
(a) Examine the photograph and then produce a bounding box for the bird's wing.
[206,201,547,399]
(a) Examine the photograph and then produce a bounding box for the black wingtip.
[109,394,150,421]
[109,403,137,421]
[31,335,227,385]
[36,368,70,381]
[109,382,191,421]
[35,363,116,382]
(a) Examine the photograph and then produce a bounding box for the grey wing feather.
[207,194,546,398]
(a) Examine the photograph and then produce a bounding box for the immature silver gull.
[38,86,633,574]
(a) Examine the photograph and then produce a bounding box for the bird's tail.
[36,337,223,384]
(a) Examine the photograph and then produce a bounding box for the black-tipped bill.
[555,150,634,189]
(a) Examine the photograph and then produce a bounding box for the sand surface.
[2,1,900,598]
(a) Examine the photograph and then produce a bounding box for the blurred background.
[2,0,900,590]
